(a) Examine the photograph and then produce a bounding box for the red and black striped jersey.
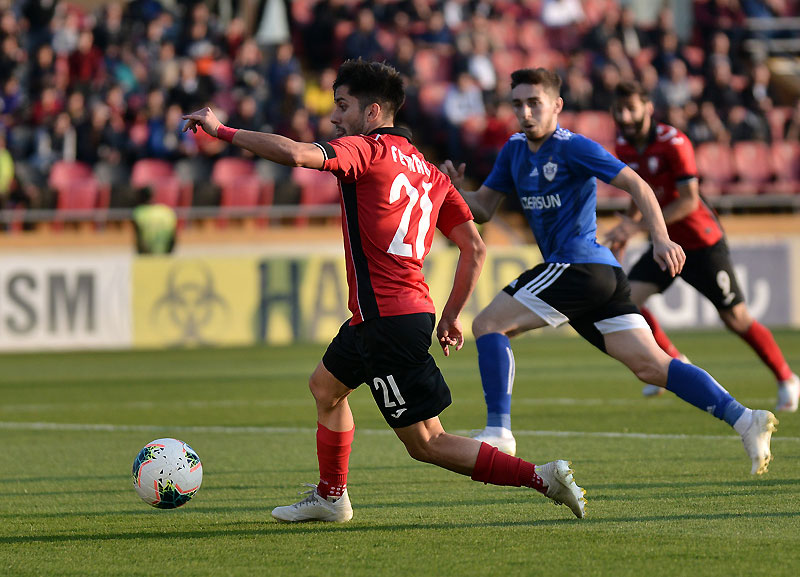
[314,127,473,324]
[615,123,723,250]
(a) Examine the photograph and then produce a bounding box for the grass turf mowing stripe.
[2,420,798,442]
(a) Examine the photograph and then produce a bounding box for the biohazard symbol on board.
[151,262,230,345]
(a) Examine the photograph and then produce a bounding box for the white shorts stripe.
[512,293,570,327]
[522,262,570,295]
[594,313,650,334]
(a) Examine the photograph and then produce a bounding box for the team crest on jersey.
[648,156,659,173]
[543,161,558,181]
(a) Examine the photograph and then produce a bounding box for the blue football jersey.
[483,126,626,266]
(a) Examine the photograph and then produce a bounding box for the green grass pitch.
[1,330,799,577]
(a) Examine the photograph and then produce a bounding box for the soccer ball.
[132,438,203,509]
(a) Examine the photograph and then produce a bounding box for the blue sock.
[666,359,746,426]
[476,333,515,429]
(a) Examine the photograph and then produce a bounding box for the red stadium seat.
[574,111,616,148]
[49,160,93,191]
[695,142,735,197]
[730,141,772,196]
[131,159,189,208]
[291,166,340,226]
[770,141,800,195]
[52,176,100,231]
[212,157,274,227]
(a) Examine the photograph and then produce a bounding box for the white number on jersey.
[387,173,433,259]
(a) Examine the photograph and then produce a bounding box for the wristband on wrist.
[216,125,238,143]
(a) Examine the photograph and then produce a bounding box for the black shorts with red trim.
[503,262,646,352]
[628,239,744,310]
[322,313,451,428]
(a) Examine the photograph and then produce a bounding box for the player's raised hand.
[440,160,466,190]
[181,107,221,137]
[652,238,685,277]
[436,315,464,357]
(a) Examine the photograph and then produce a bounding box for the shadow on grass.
[4,510,800,544]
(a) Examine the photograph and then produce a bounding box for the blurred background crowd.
[0,0,799,229]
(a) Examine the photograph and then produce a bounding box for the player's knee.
[719,307,751,334]
[403,438,433,463]
[308,374,337,408]
[630,358,667,386]
[472,312,501,338]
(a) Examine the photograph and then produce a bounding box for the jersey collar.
[367,126,412,142]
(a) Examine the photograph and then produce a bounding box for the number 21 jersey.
[314,127,473,325]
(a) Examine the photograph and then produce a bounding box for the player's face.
[331,86,369,138]
[613,95,653,141]
[510,83,562,143]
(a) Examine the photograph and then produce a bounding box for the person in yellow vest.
[132,187,177,254]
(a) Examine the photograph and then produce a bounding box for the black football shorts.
[503,262,646,352]
[322,312,452,428]
[628,239,744,310]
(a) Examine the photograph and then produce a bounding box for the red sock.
[316,423,354,500]
[740,321,793,381]
[471,442,547,494]
[640,306,681,359]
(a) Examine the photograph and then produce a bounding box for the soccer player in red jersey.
[607,81,798,412]
[183,60,586,522]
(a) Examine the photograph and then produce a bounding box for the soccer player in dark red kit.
[182,60,586,522]
[606,80,798,412]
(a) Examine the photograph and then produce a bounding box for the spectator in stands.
[701,60,742,118]
[688,100,731,144]
[784,100,800,141]
[728,104,770,142]
[616,6,645,60]
[0,129,14,213]
[344,8,385,62]
[562,66,593,111]
[304,67,336,119]
[591,63,621,111]
[654,59,692,111]
[585,9,620,55]
[466,32,497,100]
[443,72,485,160]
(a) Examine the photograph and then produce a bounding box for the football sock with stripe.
[476,333,515,430]
[666,358,748,428]
[471,442,546,494]
[640,306,682,358]
[316,422,354,500]
[740,320,793,382]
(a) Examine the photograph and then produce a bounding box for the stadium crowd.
[0,0,798,226]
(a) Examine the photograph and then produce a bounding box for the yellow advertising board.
[133,256,260,348]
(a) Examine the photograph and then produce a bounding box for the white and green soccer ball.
[132,438,203,509]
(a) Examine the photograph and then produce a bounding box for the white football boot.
[642,354,690,397]
[775,373,799,413]
[271,484,353,523]
[470,427,517,456]
[535,460,586,519]
[737,410,779,475]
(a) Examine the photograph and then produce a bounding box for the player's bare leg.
[605,327,777,475]
[394,417,586,518]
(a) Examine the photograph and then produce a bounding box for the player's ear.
[554,96,564,115]
[645,100,655,117]
[366,102,382,122]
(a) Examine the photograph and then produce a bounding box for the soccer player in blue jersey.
[441,68,777,475]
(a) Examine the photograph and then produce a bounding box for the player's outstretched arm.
[440,160,505,224]
[182,107,324,169]
[437,220,486,356]
[610,166,685,277]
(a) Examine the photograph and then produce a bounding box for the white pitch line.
[1,421,798,442]
[0,397,779,413]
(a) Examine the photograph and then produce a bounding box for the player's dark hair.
[334,59,405,119]
[510,68,562,97]
[615,80,650,102]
